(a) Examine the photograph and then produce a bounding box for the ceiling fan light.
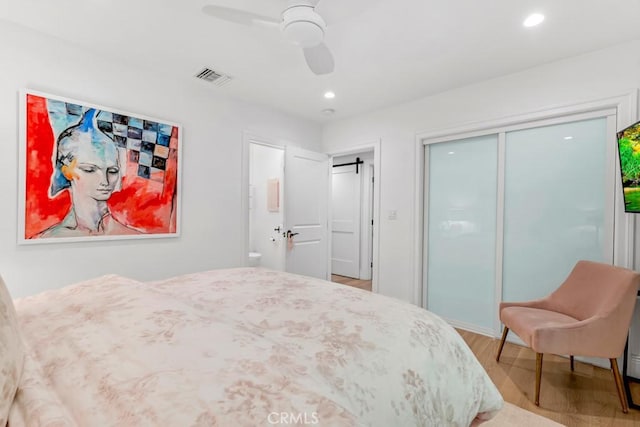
[281,4,326,48]
[283,21,324,47]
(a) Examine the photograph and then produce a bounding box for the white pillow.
[0,275,24,426]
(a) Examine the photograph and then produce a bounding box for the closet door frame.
[414,92,638,337]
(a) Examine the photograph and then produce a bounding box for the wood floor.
[330,274,372,291]
[458,329,640,426]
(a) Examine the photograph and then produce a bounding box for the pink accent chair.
[496,260,640,413]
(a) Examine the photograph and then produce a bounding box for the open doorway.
[330,149,376,292]
[242,132,331,280]
[247,141,285,271]
[242,133,376,286]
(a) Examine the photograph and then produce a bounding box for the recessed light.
[448,151,455,155]
[322,108,335,115]
[523,13,544,27]
[564,136,574,140]
[324,91,335,99]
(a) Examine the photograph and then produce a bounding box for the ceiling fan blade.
[303,43,334,75]
[202,5,280,27]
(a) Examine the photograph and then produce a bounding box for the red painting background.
[24,94,179,239]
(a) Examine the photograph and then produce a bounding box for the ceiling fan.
[202,0,368,75]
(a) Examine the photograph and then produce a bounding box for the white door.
[284,146,329,280]
[331,164,361,278]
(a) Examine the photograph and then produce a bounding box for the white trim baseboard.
[443,318,495,338]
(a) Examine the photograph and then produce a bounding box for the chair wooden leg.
[496,327,509,362]
[570,355,574,372]
[535,353,543,406]
[610,358,629,414]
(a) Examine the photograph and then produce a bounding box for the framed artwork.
[18,90,181,244]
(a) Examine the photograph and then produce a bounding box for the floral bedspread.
[9,268,502,426]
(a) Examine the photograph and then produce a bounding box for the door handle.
[286,230,299,238]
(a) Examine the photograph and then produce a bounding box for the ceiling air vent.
[194,67,232,86]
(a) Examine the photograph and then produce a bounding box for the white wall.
[322,39,640,304]
[0,21,322,298]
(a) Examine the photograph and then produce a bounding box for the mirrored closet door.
[502,117,612,302]
[425,135,498,331]
[423,112,617,335]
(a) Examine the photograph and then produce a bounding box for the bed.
[1,268,503,426]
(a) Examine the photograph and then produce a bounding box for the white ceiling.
[2,0,640,123]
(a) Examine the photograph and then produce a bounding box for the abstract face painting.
[20,91,181,243]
